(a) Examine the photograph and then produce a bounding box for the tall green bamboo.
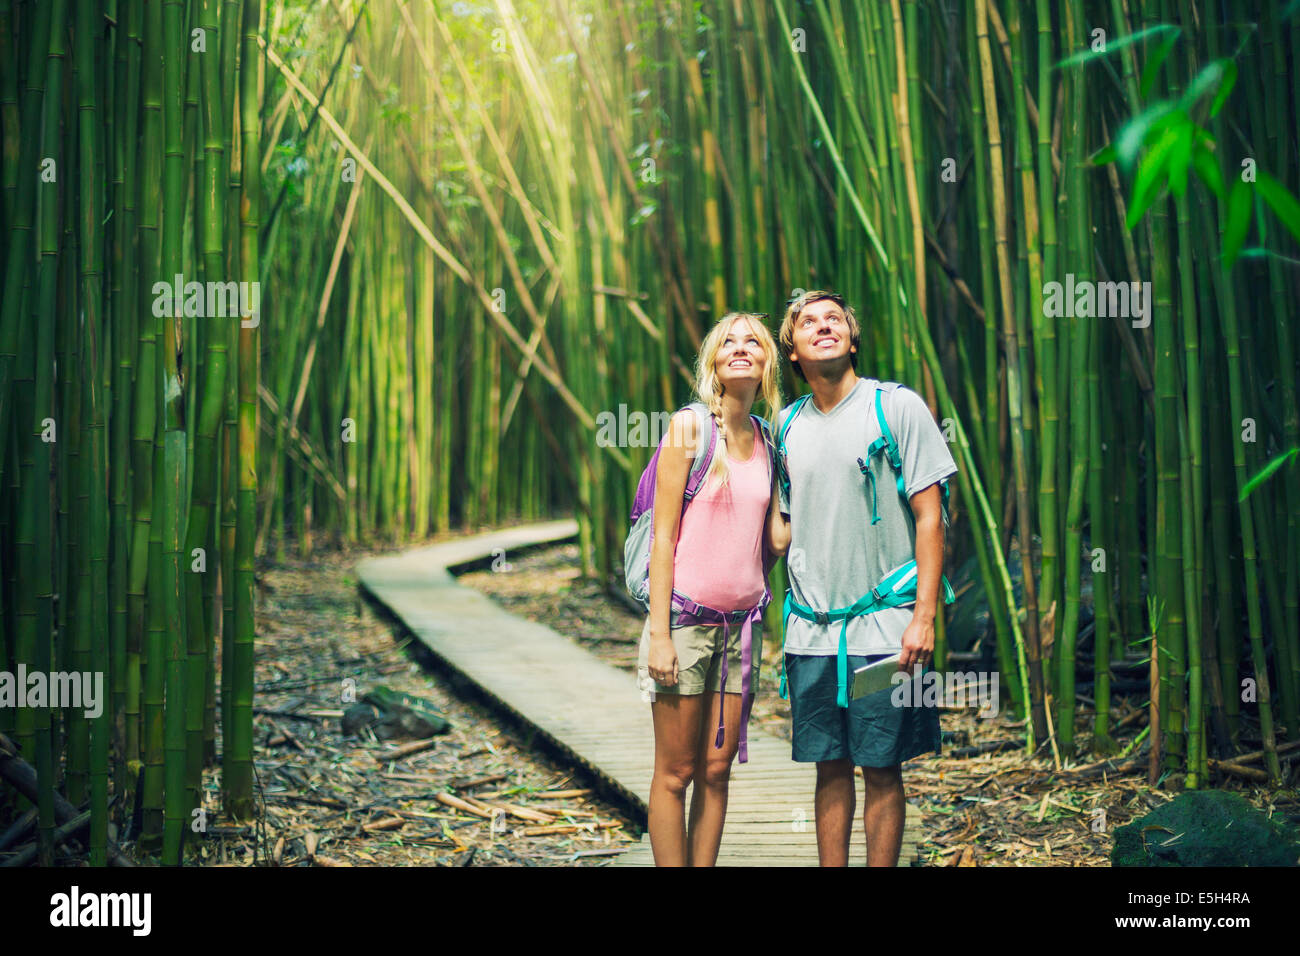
[225,0,260,819]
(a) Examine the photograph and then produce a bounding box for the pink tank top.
[671,419,771,611]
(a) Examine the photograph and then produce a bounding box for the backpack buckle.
[871,586,884,603]
[813,610,830,626]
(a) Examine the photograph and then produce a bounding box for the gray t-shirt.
[778,377,957,656]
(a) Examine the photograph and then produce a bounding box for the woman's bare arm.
[648,410,697,641]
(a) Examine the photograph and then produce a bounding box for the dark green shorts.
[786,653,941,767]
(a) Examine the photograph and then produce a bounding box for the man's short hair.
[778,290,861,382]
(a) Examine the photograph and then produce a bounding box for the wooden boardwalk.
[356,521,921,866]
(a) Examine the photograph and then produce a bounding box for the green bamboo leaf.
[1089,143,1119,166]
[1139,29,1182,100]
[1055,23,1178,69]
[1168,123,1194,198]
[1190,141,1224,199]
[1126,125,1180,229]
[1209,60,1237,117]
[1256,171,1300,244]
[1237,246,1300,266]
[1113,100,1178,171]
[1178,59,1227,112]
[1223,178,1252,267]
[1238,448,1300,501]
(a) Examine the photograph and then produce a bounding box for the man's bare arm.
[899,483,944,671]
[766,465,791,557]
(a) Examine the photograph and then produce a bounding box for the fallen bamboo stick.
[0,733,133,866]
[434,792,494,819]
[1207,760,1269,782]
[265,793,349,810]
[362,816,407,833]
[530,789,592,800]
[520,822,620,837]
[451,773,508,790]
[0,807,38,852]
[376,739,439,763]
[461,795,554,825]
[267,719,309,752]
[1218,739,1300,767]
[493,804,555,825]
[1,809,91,867]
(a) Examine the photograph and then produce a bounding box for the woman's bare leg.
[685,690,743,866]
[648,693,705,866]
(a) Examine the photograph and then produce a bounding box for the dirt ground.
[191,538,640,867]
[461,541,1300,866]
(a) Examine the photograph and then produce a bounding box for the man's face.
[789,298,855,374]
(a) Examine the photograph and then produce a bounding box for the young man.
[774,290,956,867]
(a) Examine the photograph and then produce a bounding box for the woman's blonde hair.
[693,312,782,489]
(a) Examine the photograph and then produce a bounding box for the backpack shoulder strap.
[775,395,811,500]
[683,403,717,499]
[776,395,811,453]
[870,383,951,520]
[753,414,777,479]
[873,384,904,479]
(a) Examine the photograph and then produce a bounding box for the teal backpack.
[775,381,955,708]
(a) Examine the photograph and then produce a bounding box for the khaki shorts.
[636,617,763,697]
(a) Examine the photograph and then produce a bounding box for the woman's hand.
[647,632,679,686]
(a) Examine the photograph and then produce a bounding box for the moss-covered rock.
[1112,790,1300,867]
[342,686,452,739]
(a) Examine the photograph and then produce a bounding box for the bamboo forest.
[2,0,1300,880]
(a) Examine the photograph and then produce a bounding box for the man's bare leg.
[861,764,905,867]
[813,757,855,866]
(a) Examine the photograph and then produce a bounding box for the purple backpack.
[622,402,775,762]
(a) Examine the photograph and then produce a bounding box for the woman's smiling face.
[715,316,766,391]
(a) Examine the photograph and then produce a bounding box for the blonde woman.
[636,312,788,866]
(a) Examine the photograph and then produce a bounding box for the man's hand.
[899,615,934,672]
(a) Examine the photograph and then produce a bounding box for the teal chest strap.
[779,560,955,707]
